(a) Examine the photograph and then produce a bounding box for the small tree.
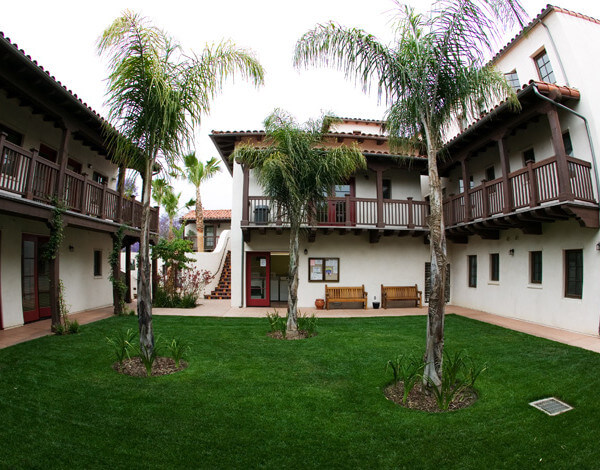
[98,11,264,360]
[233,110,365,338]
[294,0,526,384]
[182,153,221,252]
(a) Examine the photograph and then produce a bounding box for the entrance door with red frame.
[22,235,51,323]
[325,179,355,225]
[246,252,270,307]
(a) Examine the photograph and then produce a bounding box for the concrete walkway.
[1,300,600,353]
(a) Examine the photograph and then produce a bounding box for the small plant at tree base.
[67,320,80,334]
[139,344,159,377]
[425,350,487,411]
[266,310,287,338]
[386,354,425,404]
[52,280,79,335]
[106,328,136,370]
[297,311,318,336]
[167,338,190,368]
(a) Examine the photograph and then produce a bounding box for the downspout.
[540,20,570,87]
[240,233,245,307]
[532,84,600,336]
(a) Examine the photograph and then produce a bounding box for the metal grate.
[529,397,573,416]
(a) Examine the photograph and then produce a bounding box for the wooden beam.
[369,230,383,244]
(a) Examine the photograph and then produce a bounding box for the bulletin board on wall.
[308,257,339,282]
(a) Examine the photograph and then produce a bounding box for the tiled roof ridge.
[182,209,232,220]
[0,31,107,125]
[491,4,600,64]
[211,129,387,138]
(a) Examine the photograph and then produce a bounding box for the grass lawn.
[0,314,599,469]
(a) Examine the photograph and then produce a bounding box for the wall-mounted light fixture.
[596,242,600,251]
[508,249,514,256]
[68,245,74,252]
[303,249,308,255]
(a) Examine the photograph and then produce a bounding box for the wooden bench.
[325,285,368,309]
[381,284,422,308]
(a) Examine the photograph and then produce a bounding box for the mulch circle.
[383,382,478,412]
[267,330,317,340]
[112,357,188,377]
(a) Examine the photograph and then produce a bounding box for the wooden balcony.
[0,137,158,233]
[443,155,598,239]
[243,195,429,243]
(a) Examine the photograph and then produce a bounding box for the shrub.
[386,354,425,404]
[297,312,318,336]
[67,320,80,334]
[106,328,136,369]
[266,310,318,338]
[266,310,287,338]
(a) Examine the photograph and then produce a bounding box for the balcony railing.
[443,155,596,227]
[0,138,158,232]
[247,195,429,228]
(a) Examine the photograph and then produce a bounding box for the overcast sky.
[2,0,599,211]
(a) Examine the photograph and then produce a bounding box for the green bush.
[153,286,198,308]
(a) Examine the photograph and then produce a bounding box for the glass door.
[22,235,51,323]
[327,179,355,225]
[246,252,270,307]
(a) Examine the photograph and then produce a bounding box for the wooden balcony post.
[375,169,384,228]
[496,136,513,214]
[116,165,125,223]
[80,173,89,215]
[448,197,455,226]
[460,157,472,222]
[345,194,352,226]
[241,166,249,225]
[55,126,71,202]
[527,161,538,208]
[100,181,108,219]
[25,148,39,200]
[482,181,490,218]
[546,105,573,201]
[407,197,415,228]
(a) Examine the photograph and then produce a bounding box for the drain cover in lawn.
[529,397,573,416]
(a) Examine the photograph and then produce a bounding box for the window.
[0,123,23,146]
[458,176,474,193]
[468,255,477,287]
[534,50,556,83]
[490,253,499,282]
[564,249,583,298]
[530,251,542,284]
[562,131,573,157]
[309,257,339,282]
[523,148,535,164]
[204,225,215,252]
[93,172,108,184]
[93,250,102,277]
[382,179,392,199]
[485,166,496,181]
[38,144,57,163]
[505,70,520,91]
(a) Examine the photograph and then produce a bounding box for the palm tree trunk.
[423,137,447,388]
[168,215,174,240]
[138,158,155,360]
[286,220,300,337]
[196,186,204,252]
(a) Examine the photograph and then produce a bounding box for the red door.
[22,235,51,323]
[246,252,270,307]
[327,179,356,225]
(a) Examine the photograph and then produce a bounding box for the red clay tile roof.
[182,209,231,221]
[491,5,600,64]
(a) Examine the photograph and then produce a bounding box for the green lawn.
[0,315,598,469]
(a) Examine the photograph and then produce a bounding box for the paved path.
[1,300,599,353]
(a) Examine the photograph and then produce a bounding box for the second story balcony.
[0,135,159,234]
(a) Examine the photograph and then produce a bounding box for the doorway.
[319,179,356,225]
[269,252,289,307]
[22,235,51,323]
[246,252,290,307]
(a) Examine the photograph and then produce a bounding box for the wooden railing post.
[482,181,490,218]
[116,165,125,223]
[80,173,89,215]
[449,198,455,226]
[345,194,352,226]
[100,181,108,219]
[375,169,384,228]
[461,157,471,223]
[55,127,71,202]
[496,136,514,214]
[25,148,39,200]
[407,197,415,228]
[527,161,538,208]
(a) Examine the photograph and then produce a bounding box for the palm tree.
[162,185,181,240]
[182,153,221,252]
[98,11,264,359]
[294,0,526,384]
[233,110,365,338]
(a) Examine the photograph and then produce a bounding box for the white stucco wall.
[448,220,600,335]
[0,214,112,329]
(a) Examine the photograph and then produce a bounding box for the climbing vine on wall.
[109,225,128,315]
[44,199,67,261]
